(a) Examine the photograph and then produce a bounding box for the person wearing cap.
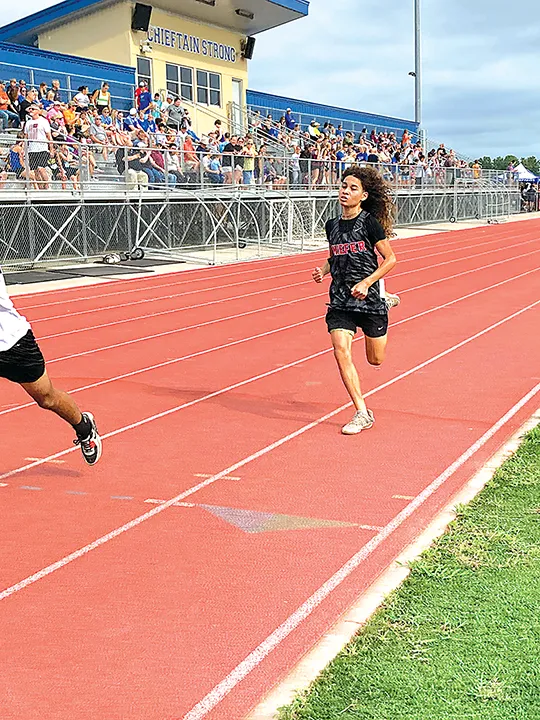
[308,120,321,140]
[284,108,297,131]
[0,81,20,130]
[137,82,152,112]
[23,104,53,189]
[123,108,138,133]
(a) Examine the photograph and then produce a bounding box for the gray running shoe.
[341,409,375,435]
[385,292,401,310]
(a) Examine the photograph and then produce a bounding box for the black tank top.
[326,211,387,314]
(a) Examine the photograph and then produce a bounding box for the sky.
[1,0,537,158]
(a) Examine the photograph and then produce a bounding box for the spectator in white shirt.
[24,104,53,189]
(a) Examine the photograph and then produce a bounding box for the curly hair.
[342,165,396,238]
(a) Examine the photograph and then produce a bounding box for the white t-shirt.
[0,270,31,352]
[25,116,51,153]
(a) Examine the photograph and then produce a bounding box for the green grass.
[279,425,540,720]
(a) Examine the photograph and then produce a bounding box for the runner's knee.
[34,388,58,411]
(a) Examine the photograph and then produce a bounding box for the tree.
[478,156,493,169]
[521,156,540,174]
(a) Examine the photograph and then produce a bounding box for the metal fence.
[0,138,522,195]
[0,139,521,270]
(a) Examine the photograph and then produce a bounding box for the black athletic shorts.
[326,307,388,338]
[0,330,46,384]
[28,151,50,170]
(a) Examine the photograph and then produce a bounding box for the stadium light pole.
[414,0,425,149]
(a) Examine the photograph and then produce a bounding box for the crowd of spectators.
[0,76,488,192]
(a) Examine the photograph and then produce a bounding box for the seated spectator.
[204,152,224,184]
[134,109,156,134]
[149,143,177,185]
[61,101,77,134]
[100,106,113,126]
[89,115,109,159]
[0,81,20,129]
[116,141,148,190]
[46,101,69,141]
[124,108,138,133]
[8,135,25,179]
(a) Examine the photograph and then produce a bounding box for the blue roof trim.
[0,41,134,76]
[267,0,309,15]
[0,0,104,43]
[247,89,418,129]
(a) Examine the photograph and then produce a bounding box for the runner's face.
[339,176,368,209]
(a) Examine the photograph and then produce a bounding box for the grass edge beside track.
[278,423,540,720]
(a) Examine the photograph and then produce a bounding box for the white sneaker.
[385,292,401,310]
[74,412,103,466]
[341,409,375,435]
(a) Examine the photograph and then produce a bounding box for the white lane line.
[0,301,538,600]
[18,220,532,311]
[31,267,313,323]
[181,380,540,720]
[1,266,538,421]
[36,246,540,344]
[39,279,315,341]
[27,235,540,325]
[17,253,325,309]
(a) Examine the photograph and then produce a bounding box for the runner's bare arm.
[351,240,397,299]
[312,259,330,283]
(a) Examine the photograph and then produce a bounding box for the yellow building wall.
[38,2,249,136]
[38,2,133,67]
[130,8,248,135]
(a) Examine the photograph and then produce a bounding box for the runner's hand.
[351,280,370,299]
[312,267,324,283]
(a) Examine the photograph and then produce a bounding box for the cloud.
[1,0,537,157]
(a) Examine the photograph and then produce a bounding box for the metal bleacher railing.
[0,136,521,270]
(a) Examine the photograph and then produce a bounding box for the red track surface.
[1,220,540,719]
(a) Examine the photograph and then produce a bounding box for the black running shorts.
[326,307,388,338]
[0,330,46,384]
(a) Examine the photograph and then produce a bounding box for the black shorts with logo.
[0,330,46,383]
[326,307,388,339]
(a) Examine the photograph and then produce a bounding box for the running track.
[1,219,539,720]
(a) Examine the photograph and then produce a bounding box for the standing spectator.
[51,79,61,102]
[73,86,90,110]
[137,83,152,111]
[18,88,37,124]
[284,108,297,131]
[7,79,19,108]
[24,104,53,189]
[0,82,20,129]
[242,138,256,185]
[167,97,184,130]
[91,82,111,114]
[38,83,48,102]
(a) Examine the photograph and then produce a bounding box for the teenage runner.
[0,268,102,464]
[312,165,399,435]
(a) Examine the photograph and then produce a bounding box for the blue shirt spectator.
[138,89,152,111]
[284,109,297,130]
